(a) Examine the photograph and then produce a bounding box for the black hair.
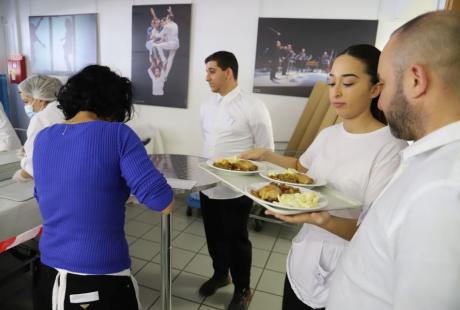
[205,51,238,80]
[338,44,386,124]
[57,65,133,122]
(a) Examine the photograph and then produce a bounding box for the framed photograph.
[29,14,98,75]
[131,4,191,109]
[253,18,378,97]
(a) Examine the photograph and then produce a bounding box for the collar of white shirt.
[215,85,241,106]
[402,120,460,161]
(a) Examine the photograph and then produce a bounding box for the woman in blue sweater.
[32,65,174,310]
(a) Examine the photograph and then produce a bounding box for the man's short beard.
[386,81,420,141]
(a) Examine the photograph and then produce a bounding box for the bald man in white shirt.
[327,11,460,310]
[199,51,274,310]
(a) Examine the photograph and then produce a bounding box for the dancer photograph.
[131,4,191,109]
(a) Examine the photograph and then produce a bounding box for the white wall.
[5,0,439,155]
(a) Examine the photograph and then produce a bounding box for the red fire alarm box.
[7,54,27,84]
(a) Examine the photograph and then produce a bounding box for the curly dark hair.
[57,65,133,122]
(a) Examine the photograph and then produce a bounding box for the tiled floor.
[0,194,301,309]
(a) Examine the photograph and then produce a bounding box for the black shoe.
[198,275,231,297]
[227,288,252,310]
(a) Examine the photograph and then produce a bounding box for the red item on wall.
[7,54,27,84]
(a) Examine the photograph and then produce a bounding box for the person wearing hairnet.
[13,75,64,182]
[0,101,21,152]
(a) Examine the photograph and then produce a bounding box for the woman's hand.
[239,148,271,161]
[265,210,331,226]
[12,169,33,183]
[162,198,175,214]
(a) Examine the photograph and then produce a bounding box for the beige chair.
[284,82,338,158]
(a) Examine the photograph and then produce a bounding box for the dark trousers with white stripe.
[33,261,139,310]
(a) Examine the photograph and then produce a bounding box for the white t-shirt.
[0,102,21,152]
[327,120,460,310]
[200,86,274,199]
[21,101,64,175]
[287,123,407,308]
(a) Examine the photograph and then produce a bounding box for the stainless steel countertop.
[150,154,219,193]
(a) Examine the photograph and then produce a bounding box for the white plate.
[206,159,263,175]
[245,182,328,214]
[259,170,327,188]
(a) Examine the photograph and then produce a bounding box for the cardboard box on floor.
[284,82,341,158]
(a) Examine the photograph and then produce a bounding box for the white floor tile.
[202,284,233,309]
[142,226,181,243]
[171,271,207,303]
[256,270,285,296]
[131,257,149,275]
[126,235,137,245]
[248,290,282,310]
[266,252,287,273]
[129,239,161,261]
[200,243,209,255]
[138,285,160,309]
[253,222,282,238]
[272,238,292,254]
[134,210,162,225]
[250,266,263,289]
[249,231,277,251]
[173,232,206,252]
[184,220,206,237]
[126,204,146,220]
[136,262,180,291]
[172,216,196,231]
[149,296,200,310]
[252,248,270,268]
[184,254,213,278]
[152,247,196,270]
[199,305,221,310]
[278,225,301,240]
[125,220,156,238]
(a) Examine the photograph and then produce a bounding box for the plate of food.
[245,182,328,215]
[259,168,327,188]
[207,156,263,175]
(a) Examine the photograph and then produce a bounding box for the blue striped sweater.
[33,121,173,274]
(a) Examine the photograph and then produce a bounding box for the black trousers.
[33,261,139,310]
[282,275,324,310]
[200,193,253,291]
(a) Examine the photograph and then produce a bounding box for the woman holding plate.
[240,44,407,310]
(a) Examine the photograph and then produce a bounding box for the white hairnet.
[18,75,62,101]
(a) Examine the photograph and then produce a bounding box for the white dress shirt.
[287,124,407,308]
[21,101,64,175]
[0,102,21,152]
[327,120,460,310]
[200,86,274,199]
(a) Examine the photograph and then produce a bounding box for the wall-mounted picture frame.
[131,4,191,109]
[29,14,98,75]
[253,18,378,97]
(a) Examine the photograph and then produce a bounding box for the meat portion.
[251,182,300,202]
[269,170,314,184]
[213,158,257,171]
